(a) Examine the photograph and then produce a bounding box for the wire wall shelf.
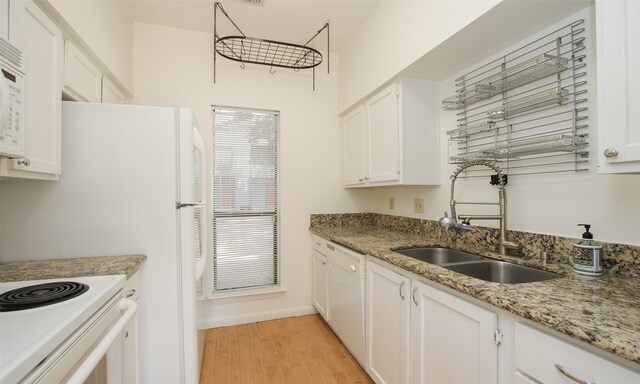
[443,19,590,177]
[213,2,330,90]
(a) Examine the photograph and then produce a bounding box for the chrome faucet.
[439,160,521,255]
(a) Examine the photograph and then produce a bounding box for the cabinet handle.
[364,177,370,181]
[321,261,326,266]
[399,281,405,300]
[126,289,136,298]
[17,158,30,166]
[554,364,595,384]
[603,148,618,158]
[412,286,418,305]
[359,178,364,182]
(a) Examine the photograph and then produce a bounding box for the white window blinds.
[212,107,279,292]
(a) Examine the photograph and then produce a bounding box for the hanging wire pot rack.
[213,1,329,90]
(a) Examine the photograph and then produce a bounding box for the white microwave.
[0,36,25,158]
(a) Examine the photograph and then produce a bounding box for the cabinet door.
[0,0,8,39]
[312,249,329,321]
[101,76,126,104]
[410,281,497,384]
[343,106,367,186]
[63,39,102,102]
[366,83,399,183]
[1,0,62,179]
[366,260,410,384]
[597,0,640,173]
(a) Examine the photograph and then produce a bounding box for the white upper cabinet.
[0,0,8,39]
[596,0,640,173]
[63,39,127,104]
[343,106,367,186]
[0,0,62,180]
[63,39,102,102]
[342,79,440,188]
[101,76,126,104]
[367,83,400,184]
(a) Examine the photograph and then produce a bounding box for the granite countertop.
[0,255,146,282]
[310,224,640,366]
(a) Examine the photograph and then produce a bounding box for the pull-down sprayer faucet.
[439,160,521,255]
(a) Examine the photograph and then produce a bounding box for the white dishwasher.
[328,243,366,365]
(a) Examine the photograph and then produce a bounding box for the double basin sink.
[394,247,562,284]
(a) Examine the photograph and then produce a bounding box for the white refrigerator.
[0,101,207,383]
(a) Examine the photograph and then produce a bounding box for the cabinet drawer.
[515,323,640,383]
[312,234,336,257]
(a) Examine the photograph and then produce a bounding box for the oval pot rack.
[213,1,329,90]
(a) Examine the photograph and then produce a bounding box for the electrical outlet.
[414,198,424,213]
[389,197,395,210]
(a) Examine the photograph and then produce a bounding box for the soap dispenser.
[573,224,603,276]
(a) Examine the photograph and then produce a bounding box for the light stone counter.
[310,218,640,366]
[0,255,146,282]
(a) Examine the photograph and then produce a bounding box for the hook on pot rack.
[213,1,330,90]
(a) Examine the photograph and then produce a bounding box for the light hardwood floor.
[199,314,373,384]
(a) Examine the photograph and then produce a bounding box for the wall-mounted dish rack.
[443,19,589,177]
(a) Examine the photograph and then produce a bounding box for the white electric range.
[0,275,131,384]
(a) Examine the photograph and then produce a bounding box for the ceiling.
[122,0,380,52]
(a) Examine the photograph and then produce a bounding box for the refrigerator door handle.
[176,202,205,209]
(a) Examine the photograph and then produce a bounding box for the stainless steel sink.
[443,260,562,284]
[394,247,562,284]
[394,247,487,265]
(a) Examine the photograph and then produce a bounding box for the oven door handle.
[66,298,138,384]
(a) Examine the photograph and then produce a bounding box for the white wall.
[43,0,134,93]
[370,6,640,247]
[131,22,371,326]
[338,0,501,113]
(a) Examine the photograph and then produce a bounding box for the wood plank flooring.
[199,314,373,384]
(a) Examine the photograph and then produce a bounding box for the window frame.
[207,105,281,298]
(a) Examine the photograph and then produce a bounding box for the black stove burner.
[0,281,89,312]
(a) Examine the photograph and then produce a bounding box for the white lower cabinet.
[515,322,640,384]
[366,260,411,384]
[312,249,329,321]
[311,235,332,322]
[410,280,498,384]
[358,256,639,384]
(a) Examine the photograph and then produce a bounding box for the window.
[211,106,279,292]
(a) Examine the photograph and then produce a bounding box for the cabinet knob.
[603,148,619,158]
[17,157,30,166]
[359,178,364,182]
[364,177,370,181]
[350,264,357,272]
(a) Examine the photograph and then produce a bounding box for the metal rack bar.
[444,18,589,176]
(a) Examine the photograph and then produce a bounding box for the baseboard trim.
[198,305,317,329]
